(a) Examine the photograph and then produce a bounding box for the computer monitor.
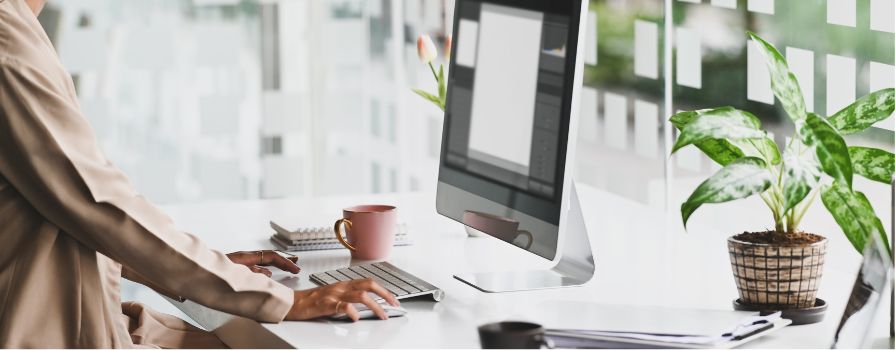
[831,232,893,348]
[436,0,594,292]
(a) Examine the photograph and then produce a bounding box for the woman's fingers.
[227,250,301,275]
[249,266,272,277]
[285,282,398,322]
[226,251,254,265]
[342,303,360,322]
[263,251,300,274]
[351,279,399,307]
[352,291,389,320]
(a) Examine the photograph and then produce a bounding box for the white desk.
[153,184,894,348]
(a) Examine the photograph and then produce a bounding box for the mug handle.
[334,219,357,252]
[518,230,534,250]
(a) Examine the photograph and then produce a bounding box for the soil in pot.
[728,231,828,310]
[733,231,825,245]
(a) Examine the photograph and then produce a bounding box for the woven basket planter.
[727,235,828,309]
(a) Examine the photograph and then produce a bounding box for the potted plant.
[670,32,894,312]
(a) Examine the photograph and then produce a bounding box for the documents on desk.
[269,221,412,252]
[545,312,790,349]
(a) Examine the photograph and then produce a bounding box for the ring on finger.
[335,301,343,313]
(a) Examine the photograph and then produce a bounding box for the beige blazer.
[0,0,293,347]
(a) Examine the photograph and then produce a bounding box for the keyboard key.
[329,271,351,282]
[338,268,365,281]
[368,264,421,294]
[356,269,408,296]
[354,266,408,296]
[314,273,339,285]
[368,292,385,302]
[375,262,433,290]
[344,267,409,296]
[362,267,415,295]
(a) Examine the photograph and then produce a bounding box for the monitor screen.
[437,0,584,260]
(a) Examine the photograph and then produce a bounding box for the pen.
[731,322,774,341]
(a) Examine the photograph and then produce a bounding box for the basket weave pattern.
[727,237,827,309]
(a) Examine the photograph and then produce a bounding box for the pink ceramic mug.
[334,205,396,260]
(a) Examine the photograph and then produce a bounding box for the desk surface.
[158,184,893,348]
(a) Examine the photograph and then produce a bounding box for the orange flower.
[444,35,452,60]
[417,34,437,63]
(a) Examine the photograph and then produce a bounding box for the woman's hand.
[286,279,400,322]
[227,250,300,277]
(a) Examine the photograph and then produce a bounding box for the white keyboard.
[310,262,444,301]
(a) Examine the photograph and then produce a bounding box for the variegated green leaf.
[671,109,777,165]
[670,109,778,165]
[781,141,821,211]
[801,113,853,188]
[732,137,782,166]
[669,110,701,130]
[748,32,807,122]
[821,182,890,255]
[696,140,747,166]
[849,146,895,184]
[681,157,772,228]
[672,107,765,153]
[670,110,745,166]
[828,88,895,135]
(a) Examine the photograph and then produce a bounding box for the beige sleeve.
[0,56,293,323]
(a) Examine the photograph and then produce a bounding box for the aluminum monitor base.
[454,184,595,292]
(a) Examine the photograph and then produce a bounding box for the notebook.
[269,221,412,252]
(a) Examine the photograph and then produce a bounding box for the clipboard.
[546,317,791,349]
[527,302,793,349]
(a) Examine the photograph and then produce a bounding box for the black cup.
[478,321,550,349]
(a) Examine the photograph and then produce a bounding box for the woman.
[0,0,398,347]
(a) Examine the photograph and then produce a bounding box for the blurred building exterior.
[42,0,451,204]
[40,0,893,213]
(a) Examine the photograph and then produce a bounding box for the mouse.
[330,303,407,321]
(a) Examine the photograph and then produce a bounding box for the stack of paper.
[269,221,412,252]
[546,312,788,349]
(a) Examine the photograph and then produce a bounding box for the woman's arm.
[121,265,186,302]
[0,54,399,323]
[0,55,294,322]
[122,250,301,302]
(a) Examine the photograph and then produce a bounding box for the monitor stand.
[453,183,595,292]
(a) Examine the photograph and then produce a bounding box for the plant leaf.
[672,107,765,153]
[413,88,444,111]
[696,140,747,166]
[748,32,807,122]
[828,88,895,134]
[437,64,446,103]
[731,137,781,165]
[801,113,853,188]
[681,157,772,228]
[821,182,890,255]
[669,110,745,166]
[671,108,780,166]
[669,110,701,130]
[780,140,821,211]
[849,146,895,184]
